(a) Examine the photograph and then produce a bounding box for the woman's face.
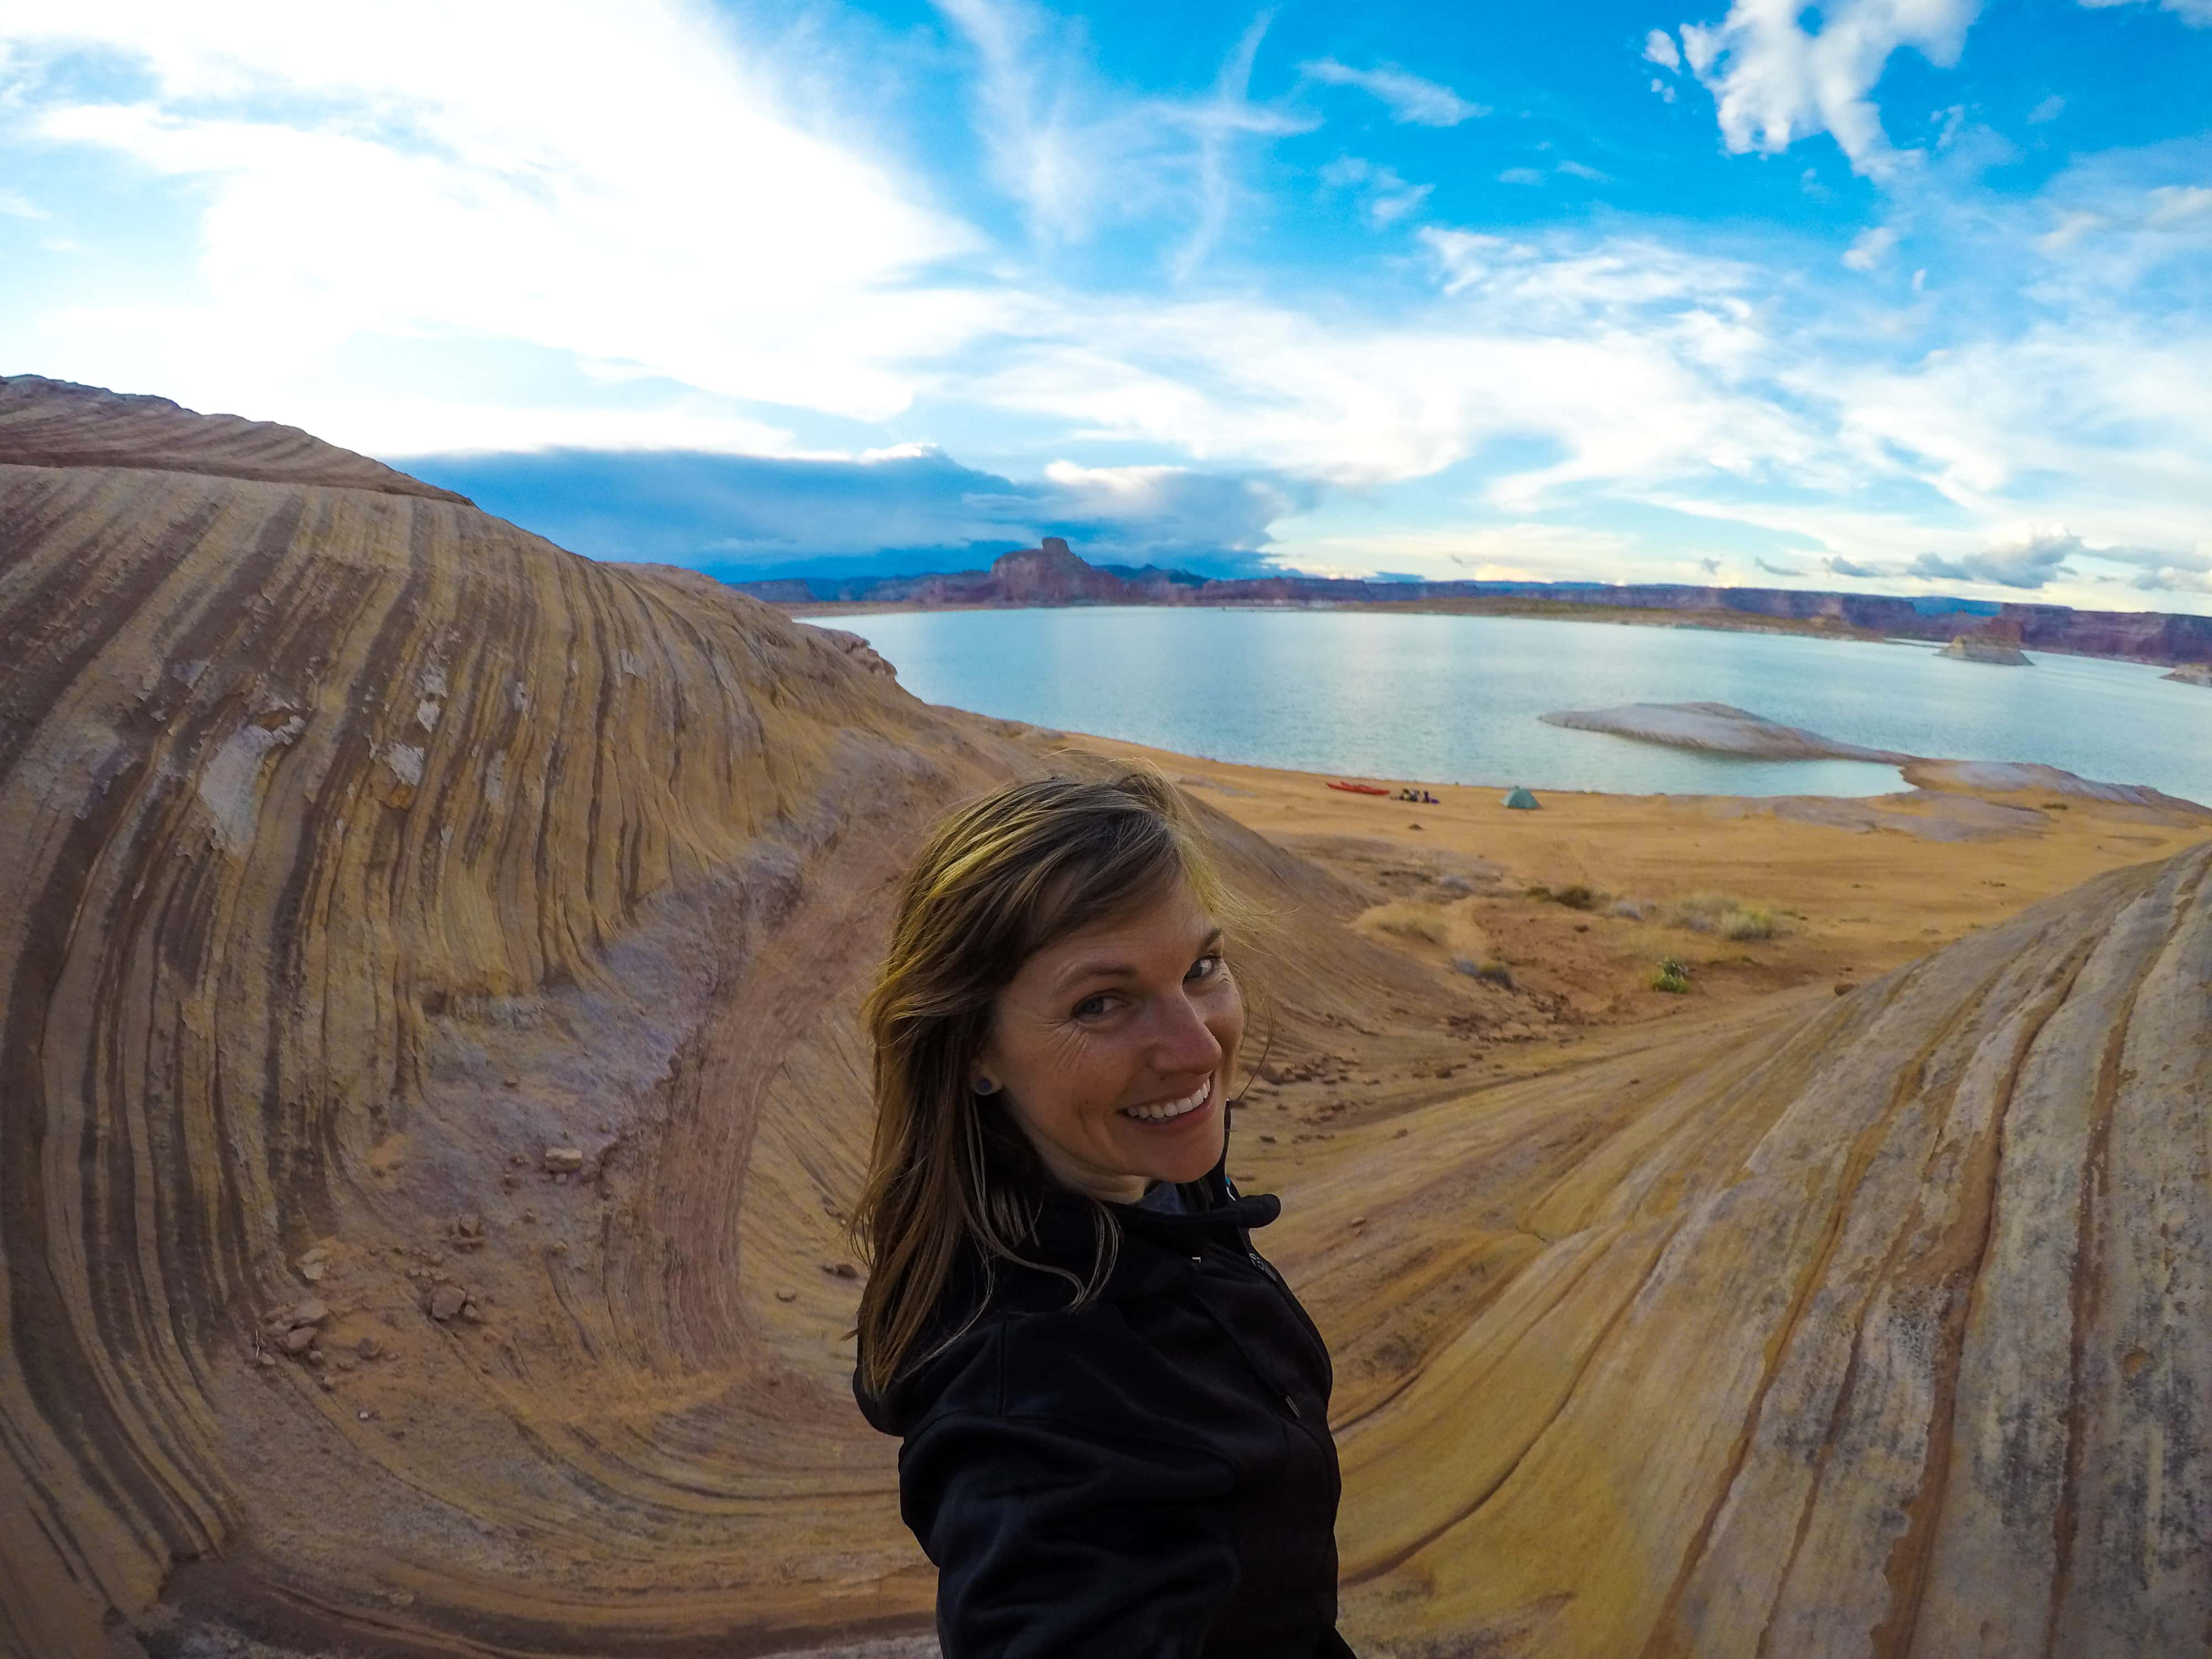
[974,877,1244,1204]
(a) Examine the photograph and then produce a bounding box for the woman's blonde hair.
[846,768,1251,1398]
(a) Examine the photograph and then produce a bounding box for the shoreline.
[1009,721,2211,1041]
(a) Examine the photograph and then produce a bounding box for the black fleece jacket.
[853,1149,1354,1658]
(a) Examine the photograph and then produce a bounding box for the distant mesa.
[1938,615,2032,665]
[732,542,2212,672]
[2163,661,2212,687]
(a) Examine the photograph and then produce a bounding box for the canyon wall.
[738,551,2212,669]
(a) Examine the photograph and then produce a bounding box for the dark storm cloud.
[400,446,1317,579]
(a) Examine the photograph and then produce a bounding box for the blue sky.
[4,1,2210,609]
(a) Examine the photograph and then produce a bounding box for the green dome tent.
[1502,786,1540,809]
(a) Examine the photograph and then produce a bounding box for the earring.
[972,1077,998,1096]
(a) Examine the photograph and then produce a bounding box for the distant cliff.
[733,544,2212,670]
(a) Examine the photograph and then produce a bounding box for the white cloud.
[1301,58,1489,126]
[1319,156,1433,227]
[1644,29,1683,70]
[2027,93,2065,124]
[1679,0,1983,177]
[2,0,992,437]
[2078,0,2212,24]
[1841,223,1900,269]
[1267,522,1638,582]
[1499,167,1546,185]
[1557,159,1610,182]
[1652,76,1678,102]
[0,187,47,219]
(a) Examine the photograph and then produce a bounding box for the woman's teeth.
[1121,1081,1211,1121]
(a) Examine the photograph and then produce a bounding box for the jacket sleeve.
[899,1408,1243,1657]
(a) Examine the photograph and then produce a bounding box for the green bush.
[1551,884,1596,910]
[1718,905,1775,941]
[1650,957,1691,994]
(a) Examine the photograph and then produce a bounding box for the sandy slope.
[3,380,2208,1658]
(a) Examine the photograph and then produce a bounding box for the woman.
[848,771,1355,1658]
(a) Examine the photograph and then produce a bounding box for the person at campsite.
[849,771,1354,1657]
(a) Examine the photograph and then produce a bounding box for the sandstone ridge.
[3,381,2208,1658]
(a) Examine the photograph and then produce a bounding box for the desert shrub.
[1718,905,1775,941]
[1368,901,1449,945]
[1524,884,1551,900]
[1437,873,1474,894]
[1551,884,1596,910]
[1611,898,1653,920]
[1650,957,1691,994]
[1666,891,1780,940]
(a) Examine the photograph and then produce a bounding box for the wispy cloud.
[1644,29,1682,70]
[1301,58,1488,126]
[2079,0,2212,25]
[938,0,1311,271]
[1319,156,1433,227]
[2028,93,2067,124]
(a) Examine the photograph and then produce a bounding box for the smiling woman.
[848,769,1355,1658]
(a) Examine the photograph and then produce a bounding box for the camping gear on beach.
[1503,786,1540,809]
[1328,781,1391,796]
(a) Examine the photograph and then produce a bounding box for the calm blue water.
[832,608,2212,803]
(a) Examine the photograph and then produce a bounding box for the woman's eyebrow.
[1051,927,1223,990]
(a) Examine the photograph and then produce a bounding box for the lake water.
[832,608,2212,804]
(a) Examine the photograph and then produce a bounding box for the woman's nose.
[1148,988,1223,1072]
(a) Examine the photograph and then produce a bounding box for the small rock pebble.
[544,1147,584,1173]
[427,1284,468,1321]
[775,1288,798,1302]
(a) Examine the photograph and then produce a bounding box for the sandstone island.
[1937,617,2033,665]
[4,375,2209,1658]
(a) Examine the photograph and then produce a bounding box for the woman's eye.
[1187,952,1222,982]
[1072,994,1112,1019]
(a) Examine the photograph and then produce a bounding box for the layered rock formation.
[0,380,1445,1657]
[4,380,2208,1658]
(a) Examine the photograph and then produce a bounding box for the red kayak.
[1327,781,1391,796]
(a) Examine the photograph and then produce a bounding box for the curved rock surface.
[3,384,2209,1657]
[0,384,1442,1657]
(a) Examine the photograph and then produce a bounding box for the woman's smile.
[1119,1076,1214,1124]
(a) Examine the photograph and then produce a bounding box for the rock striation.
[0,380,1441,1657]
[4,381,2209,1658]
